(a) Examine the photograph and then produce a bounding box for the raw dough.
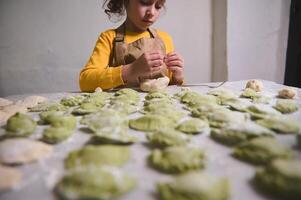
[140,76,170,92]
[0,138,53,164]
[245,79,263,92]
[278,87,298,99]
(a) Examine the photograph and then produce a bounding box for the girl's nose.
[146,6,155,16]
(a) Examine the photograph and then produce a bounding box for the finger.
[166,61,183,68]
[150,59,164,67]
[168,66,183,73]
[147,51,164,57]
[166,51,181,58]
[151,65,162,73]
[165,56,183,64]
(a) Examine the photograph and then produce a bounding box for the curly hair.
[103,0,129,19]
[103,0,166,20]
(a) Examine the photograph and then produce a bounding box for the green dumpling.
[38,110,65,125]
[149,146,205,173]
[42,127,73,144]
[254,159,301,200]
[144,97,174,107]
[55,166,136,200]
[173,87,190,100]
[60,95,85,107]
[220,97,250,112]
[233,137,294,165]
[80,110,128,134]
[273,99,299,114]
[191,104,226,118]
[144,107,185,123]
[5,112,36,137]
[176,118,208,134]
[210,122,274,146]
[145,90,170,100]
[181,92,220,110]
[206,109,249,128]
[252,96,272,104]
[91,132,138,145]
[71,102,102,115]
[143,101,174,113]
[49,115,77,130]
[129,114,175,132]
[108,101,138,114]
[114,88,140,104]
[207,88,236,99]
[146,128,190,147]
[64,145,130,169]
[29,101,67,112]
[82,92,108,107]
[245,104,281,119]
[157,171,230,200]
[240,88,261,99]
[256,116,300,134]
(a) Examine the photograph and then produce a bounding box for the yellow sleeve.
[79,30,124,92]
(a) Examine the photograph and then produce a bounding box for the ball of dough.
[278,87,298,99]
[245,80,263,92]
[140,76,170,92]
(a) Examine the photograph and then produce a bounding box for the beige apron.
[109,24,168,84]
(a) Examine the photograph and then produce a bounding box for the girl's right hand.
[122,51,164,85]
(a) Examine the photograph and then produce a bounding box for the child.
[79,0,184,92]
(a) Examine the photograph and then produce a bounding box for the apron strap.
[147,27,158,38]
[111,24,126,66]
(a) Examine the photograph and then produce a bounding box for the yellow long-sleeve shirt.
[79,28,174,92]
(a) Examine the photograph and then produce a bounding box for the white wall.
[227,0,290,83]
[0,0,212,96]
[157,0,212,85]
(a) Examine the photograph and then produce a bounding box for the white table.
[1,80,301,200]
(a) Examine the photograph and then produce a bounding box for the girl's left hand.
[165,51,184,85]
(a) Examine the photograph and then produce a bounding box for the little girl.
[79,0,184,92]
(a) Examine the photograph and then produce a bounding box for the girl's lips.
[143,20,153,24]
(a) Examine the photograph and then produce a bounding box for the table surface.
[1,80,301,200]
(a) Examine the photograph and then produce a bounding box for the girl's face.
[126,0,164,32]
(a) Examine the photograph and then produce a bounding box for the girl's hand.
[123,51,164,85]
[165,51,184,84]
